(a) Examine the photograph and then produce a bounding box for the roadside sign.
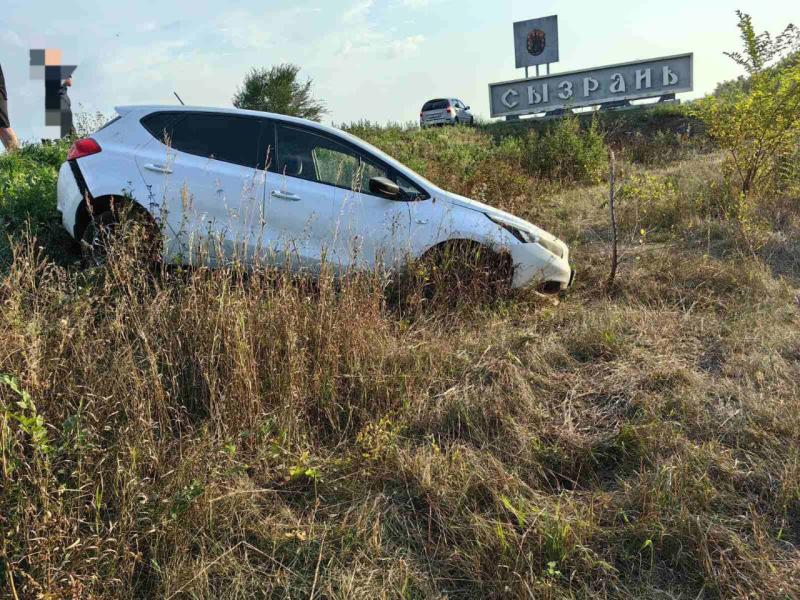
[514,16,559,68]
[489,53,693,118]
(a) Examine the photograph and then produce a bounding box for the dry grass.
[2,139,800,599]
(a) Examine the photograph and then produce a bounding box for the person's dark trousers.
[44,71,61,113]
[60,110,74,138]
[58,83,73,139]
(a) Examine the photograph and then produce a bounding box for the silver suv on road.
[420,98,474,128]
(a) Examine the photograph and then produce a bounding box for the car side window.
[141,111,184,144]
[276,123,430,201]
[166,113,264,169]
[396,174,428,201]
[277,124,387,193]
[313,146,363,188]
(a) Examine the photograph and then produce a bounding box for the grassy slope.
[1,117,799,599]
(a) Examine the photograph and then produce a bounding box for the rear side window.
[422,99,449,111]
[141,112,266,169]
[141,112,184,143]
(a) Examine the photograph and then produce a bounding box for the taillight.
[67,138,102,160]
[445,107,453,113]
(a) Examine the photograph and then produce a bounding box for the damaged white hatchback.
[57,105,574,292]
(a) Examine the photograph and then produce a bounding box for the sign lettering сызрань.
[489,53,693,118]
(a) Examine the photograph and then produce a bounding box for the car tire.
[417,240,513,303]
[470,117,475,126]
[454,117,460,126]
[80,204,160,268]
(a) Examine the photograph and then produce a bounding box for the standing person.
[0,63,21,152]
[59,75,74,139]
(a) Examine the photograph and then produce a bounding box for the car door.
[271,122,437,273]
[136,111,267,265]
[460,100,473,122]
[261,122,339,271]
[334,166,442,271]
[454,100,467,122]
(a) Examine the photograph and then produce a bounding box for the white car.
[57,105,573,292]
[420,98,474,128]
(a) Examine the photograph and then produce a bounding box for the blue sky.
[0,0,796,143]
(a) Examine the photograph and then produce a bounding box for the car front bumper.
[508,241,574,291]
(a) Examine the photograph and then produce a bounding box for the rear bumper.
[420,117,455,127]
[57,161,84,239]
[508,242,574,291]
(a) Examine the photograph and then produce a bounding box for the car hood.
[442,191,558,241]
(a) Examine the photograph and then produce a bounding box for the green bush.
[615,128,708,166]
[522,116,607,184]
[0,140,73,266]
[693,12,800,198]
[0,142,68,235]
[617,172,683,235]
[347,117,610,188]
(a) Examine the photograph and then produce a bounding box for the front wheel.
[417,241,513,303]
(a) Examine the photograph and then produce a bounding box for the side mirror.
[369,176,401,199]
[464,105,470,110]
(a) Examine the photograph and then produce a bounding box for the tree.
[232,64,327,122]
[713,50,799,98]
[694,12,800,196]
[724,11,798,75]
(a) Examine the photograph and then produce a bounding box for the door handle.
[271,189,301,201]
[144,163,173,174]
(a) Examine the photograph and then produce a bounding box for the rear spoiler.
[114,106,138,117]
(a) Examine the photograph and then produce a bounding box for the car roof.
[117,104,343,135]
[116,104,440,192]
[116,104,393,155]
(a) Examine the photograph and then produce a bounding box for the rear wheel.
[80,204,160,267]
[454,117,460,126]
[80,210,117,267]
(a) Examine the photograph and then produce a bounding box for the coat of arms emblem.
[527,29,546,56]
